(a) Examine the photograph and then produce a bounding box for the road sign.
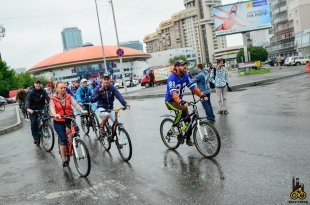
[116,48,124,57]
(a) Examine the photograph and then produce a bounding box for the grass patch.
[239,68,270,76]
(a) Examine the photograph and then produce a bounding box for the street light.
[0,25,5,61]
[94,0,108,75]
[109,0,127,93]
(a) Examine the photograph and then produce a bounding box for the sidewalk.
[122,65,306,99]
[0,104,22,135]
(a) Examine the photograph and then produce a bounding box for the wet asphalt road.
[0,74,309,205]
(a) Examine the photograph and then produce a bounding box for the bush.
[236,46,268,63]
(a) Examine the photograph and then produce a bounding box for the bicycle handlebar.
[100,106,128,113]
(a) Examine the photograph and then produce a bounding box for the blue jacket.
[210,67,228,88]
[91,84,127,110]
[66,87,75,97]
[191,70,210,94]
[76,86,93,103]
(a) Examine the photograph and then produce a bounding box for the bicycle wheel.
[91,114,100,139]
[80,115,89,135]
[193,121,221,158]
[0,104,5,111]
[41,124,55,152]
[160,118,180,150]
[116,128,132,162]
[73,138,91,177]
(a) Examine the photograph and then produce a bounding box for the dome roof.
[29,45,150,72]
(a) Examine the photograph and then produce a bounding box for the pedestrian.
[276,55,282,70]
[208,63,216,89]
[210,59,229,114]
[191,64,215,122]
[25,79,50,145]
[46,79,56,97]
[149,71,155,87]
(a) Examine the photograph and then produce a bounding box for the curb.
[124,71,306,100]
[0,106,23,135]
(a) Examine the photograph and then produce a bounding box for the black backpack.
[209,69,216,89]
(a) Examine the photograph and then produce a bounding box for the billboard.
[213,0,272,36]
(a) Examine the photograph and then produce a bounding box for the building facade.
[120,40,143,51]
[250,30,270,47]
[288,0,310,57]
[144,0,226,64]
[61,27,83,51]
[266,0,296,58]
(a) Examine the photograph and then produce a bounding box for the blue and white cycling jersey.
[165,73,196,102]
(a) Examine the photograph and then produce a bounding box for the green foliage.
[168,55,187,65]
[239,67,270,76]
[0,59,48,97]
[236,46,268,63]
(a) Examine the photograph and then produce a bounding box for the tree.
[168,55,187,65]
[236,46,268,63]
[0,60,18,97]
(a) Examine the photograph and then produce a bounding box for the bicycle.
[160,97,221,158]
[58,115,91,177]
[79,103,100,138]
[0,102,5,111]
[98,107,132,162]
[31,109,55,152]
[19,102,28,119]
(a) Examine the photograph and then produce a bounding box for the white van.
[284,56,310,66]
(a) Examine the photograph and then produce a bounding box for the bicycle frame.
[105,107,125,137]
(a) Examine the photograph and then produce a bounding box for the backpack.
[209,69,216,89]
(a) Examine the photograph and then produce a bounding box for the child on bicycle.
[49,81,87,167]
[165,61,207,146]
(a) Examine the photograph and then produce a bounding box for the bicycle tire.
[193,121,221,158]
[80,115,89,135]
[91,114,100,139]
[116,128,132,162]
[73,138,91,177]
[42,124,55,152]
[160,118,180,150]
[99,132,111,151]
[0,104,5,111]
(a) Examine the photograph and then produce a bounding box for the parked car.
[284,56,310,66]
[114,79,138,89]
[0,96,16,104]
[265,57,285,67]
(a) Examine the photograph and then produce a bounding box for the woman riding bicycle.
[49,81,87,167]
[91,74,130,135]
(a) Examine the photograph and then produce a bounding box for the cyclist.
[16,88,28,118]
[91,74,129,136]
[25,79,50,145]
[49,81,87,167]
[165,60,207,146]
[75,79,93,111]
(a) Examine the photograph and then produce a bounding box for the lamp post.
[0,25,5,61]
[109,0,127,93]
[94,0,108,75]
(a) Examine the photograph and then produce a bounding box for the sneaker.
[33,138,39,145]
[224,110,229,114]
[217,110,223,114]
[62,160,69,167]
[170,126,180,136]
[186,139,194,146]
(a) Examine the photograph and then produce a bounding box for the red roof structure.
[29,45,150,72]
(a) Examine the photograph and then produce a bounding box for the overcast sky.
[0,0,242,69]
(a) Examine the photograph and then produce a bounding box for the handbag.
[226,82,232,92]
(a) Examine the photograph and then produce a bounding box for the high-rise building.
[266,0,296,58]
[61,27,83,51]
[120,40,143,51]
[288,0,310,56]
[250,30,270,47]
[144,0,226,64]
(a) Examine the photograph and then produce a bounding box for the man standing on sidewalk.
[191,64,215,122]
[276,55,282,70]
[25,80,50,145]
[210,59,229,114]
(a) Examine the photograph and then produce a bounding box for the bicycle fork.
[73,138,85,159]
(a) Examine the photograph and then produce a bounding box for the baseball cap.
[35,79,42,84]
[80,79,87,83]
[102,73,110,79]
[174,60,188,67]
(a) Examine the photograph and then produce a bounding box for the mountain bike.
[58,115,91,177]
[98,107,132,162]
[160,98,221,158]
[20,102,28,119]
[32,109,55,152]
[0,102,5,111]
[79,103,100,138]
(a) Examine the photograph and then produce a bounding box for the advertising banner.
[213,0,272,36]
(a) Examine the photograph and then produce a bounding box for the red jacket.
[51,95,73,123]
